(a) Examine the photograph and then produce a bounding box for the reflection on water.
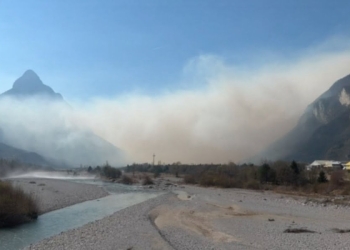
[0,179,160,250]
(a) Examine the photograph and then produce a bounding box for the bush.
[258,164,276,184]
[317,171,328,183]
[199,172,216,186]
[102,165,122,179]
[341,183,350,195]
[198,172,239,188]
[120,175,133,185]
[244,180,260,190]
[330,170,345,189]
[142,175,154,185]
[0,181,38,228]
[184,174,197,184]
[311,182,329,194]
[273,161,294,185]
[214,175,237,188]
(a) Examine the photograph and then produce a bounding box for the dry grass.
[183,174,197,184]
[142,175,154,185]
[244,180,260,190]
[0,181,38,228]
[120,175,134,185]
[329,170,345,190]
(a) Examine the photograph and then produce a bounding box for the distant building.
[343,162,350,170]
[307,160,343,170]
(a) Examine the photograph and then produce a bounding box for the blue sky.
[0,0,349,100]
[1,0,350,163]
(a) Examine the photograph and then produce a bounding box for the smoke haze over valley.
[1,46,350,165]
[3,3,350,250]
[1,1,350,165]
[59,48,350,163]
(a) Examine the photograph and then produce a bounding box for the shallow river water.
[0,179,160,250]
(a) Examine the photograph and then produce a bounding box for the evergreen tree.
[290,161,299,175]
[317,171,327,183]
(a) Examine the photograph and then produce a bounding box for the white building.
[307,160,342,170]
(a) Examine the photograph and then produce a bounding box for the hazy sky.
[1,1,350,164]
[0,0,349,100]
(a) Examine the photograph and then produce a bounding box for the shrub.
[273,161,294,185]
[258,164,276,184]
[244,180,260,190]
[142,175,154,185]
[214,175,236,188]
[290,161,300,175]
[341,183,350,195]
[199,172,216,186]
[330,170,345,189]
[198,172,239,188]
[102,165,121,179]
[184,174,197,184]
[120,175,133,185]
[0,181,38,228]
[317,171,328,183]
[311,182,328,194]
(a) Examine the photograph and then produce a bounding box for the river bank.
[1,177,161,250]
[27,182,350,250]
[9,178,108,214]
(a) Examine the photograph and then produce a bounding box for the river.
[0,179,161,250]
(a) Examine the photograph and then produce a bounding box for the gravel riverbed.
[9,178,108,214]
[26,182,350,250]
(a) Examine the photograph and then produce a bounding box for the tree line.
[123,160,347,193]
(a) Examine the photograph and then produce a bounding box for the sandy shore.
[9,178,108,214]
[27,182,350,250]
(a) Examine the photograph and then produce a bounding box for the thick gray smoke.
[1,48,350,165]
[74,49,350,164]
[0,97,124,167]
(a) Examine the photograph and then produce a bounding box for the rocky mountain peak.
[13,70,44,90]
[1,70,63,100]
[22,69,38,78]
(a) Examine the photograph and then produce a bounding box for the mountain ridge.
[0,70,125,167]
[255,73,350,163]
[0,142,52,166]
[1,70,63,100]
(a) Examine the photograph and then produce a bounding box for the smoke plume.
[73,49,350,164]
[1,46,350,165]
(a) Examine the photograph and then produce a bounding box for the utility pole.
[153,153,155,166]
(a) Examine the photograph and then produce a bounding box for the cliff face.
[257,74,350,162]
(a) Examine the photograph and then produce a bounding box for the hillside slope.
[256,74,350,162]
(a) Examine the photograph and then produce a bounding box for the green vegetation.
[0,181,38,228]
